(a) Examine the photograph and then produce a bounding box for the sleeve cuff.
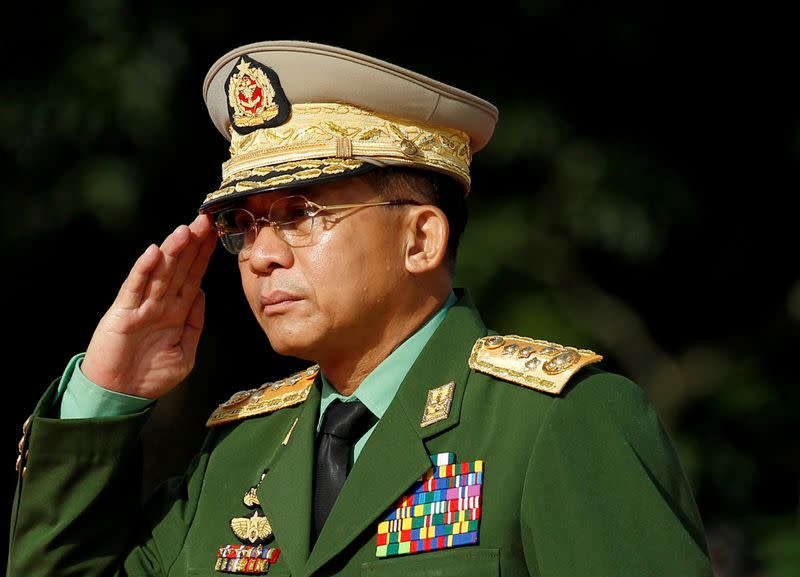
[58,353,156,419]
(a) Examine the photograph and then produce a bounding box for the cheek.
[302,240,356,306]
[304,222,403,303]
[238,264,261,311]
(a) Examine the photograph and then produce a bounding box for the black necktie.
[312,399,377,542]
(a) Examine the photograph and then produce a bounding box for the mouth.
[260,290,303,314]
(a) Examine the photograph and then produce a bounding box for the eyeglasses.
[213,195,422,254]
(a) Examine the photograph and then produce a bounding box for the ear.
[403,205,449,274]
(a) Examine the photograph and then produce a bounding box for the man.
[8,41,713,576]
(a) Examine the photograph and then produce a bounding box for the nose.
[244,223,294,274]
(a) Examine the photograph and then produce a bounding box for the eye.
[270,196,313,225]
[219,232,248,254]
[215,209,255,232]
[214,208,258,255]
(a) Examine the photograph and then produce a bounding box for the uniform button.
[16,415,32,473]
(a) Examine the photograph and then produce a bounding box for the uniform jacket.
[8,292,713,576]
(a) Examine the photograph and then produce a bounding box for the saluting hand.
[81,214,217,399]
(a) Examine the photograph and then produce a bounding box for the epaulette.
[206,365,320,428]
[468,335,602,395]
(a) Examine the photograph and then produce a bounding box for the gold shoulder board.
[206,365,319,428]
[468,335,602,395]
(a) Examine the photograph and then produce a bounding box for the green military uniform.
[8,291,712,576]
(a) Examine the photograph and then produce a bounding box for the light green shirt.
[316,291,456,463]
[57,353,155,419]
[57,293,456,425]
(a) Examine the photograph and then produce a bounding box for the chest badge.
[215,472,281,574]
[376,452,484,557]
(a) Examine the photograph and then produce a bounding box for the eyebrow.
[239,190,304,210]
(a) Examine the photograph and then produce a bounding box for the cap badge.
[226,55,290,134]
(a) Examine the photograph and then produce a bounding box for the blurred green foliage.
[1,1,797,575]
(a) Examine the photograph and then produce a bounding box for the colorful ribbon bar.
[384,495,481,521]
[378,508,481,534]
[376,531,479,558]
[215,557,270,574]
[377,519,481,545]
[215,545,280,574]
[217,545,280,560]
[397,482,481,506]
[422,460,483,482]
[430,452,455,466]
[412,471,483,494]
[376,453,483,558]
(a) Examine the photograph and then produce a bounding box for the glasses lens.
[215,209,255,254]
[269,196,314,243]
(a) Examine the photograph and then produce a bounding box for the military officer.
[8,41,714,576]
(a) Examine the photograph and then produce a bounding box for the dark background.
[2,2,798,575]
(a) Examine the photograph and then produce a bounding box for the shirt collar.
[317,291,457,429]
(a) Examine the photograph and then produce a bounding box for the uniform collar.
[317,291,458,429]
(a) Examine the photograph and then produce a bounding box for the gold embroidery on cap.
[203,103,471,208]
[206,158,366,204]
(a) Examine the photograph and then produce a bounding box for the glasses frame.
[213,195,423,254]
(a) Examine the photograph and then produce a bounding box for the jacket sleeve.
[7,379,214,577]
[520,370,713,577]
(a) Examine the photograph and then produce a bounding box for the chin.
[262,326,322,362]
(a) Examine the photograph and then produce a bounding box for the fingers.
[114,215,216,313]
[144,223,194,302]
[163,214,215,298]
[181,217,217,300]
[145,214,216,302]
[115,244,161,309]
[181,288,206,367]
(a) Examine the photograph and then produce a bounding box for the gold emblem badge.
[228,472,273,545]
[226,55,290,134]
[420,382,456,427]
[230,510,273,544]
[243,486,260,508]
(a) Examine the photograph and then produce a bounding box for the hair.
[363,167,468,275]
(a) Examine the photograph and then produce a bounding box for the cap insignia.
[469,335,602,395]
[226,55,290,134]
